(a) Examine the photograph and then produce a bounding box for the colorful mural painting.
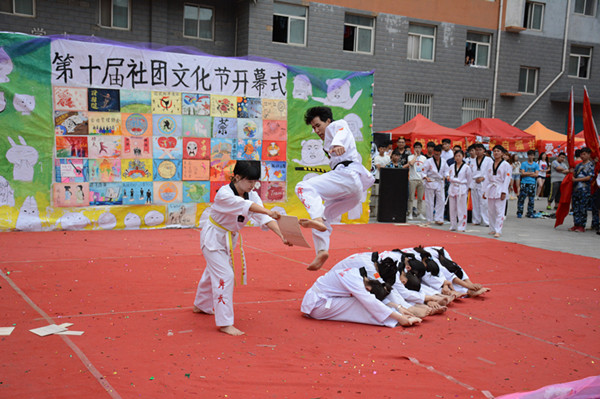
[0,32,374,231]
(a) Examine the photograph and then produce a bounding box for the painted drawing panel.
[262,161,286,182]
[182,93,210,115]
[235,139,262,161]
[88,88,120,112]
[153,181,182,204]
[122,113,151,137]
[211,117,237,139]
[153,136,183,160]
[209,181,228,202]
[183,181,210,203]
[209,159,236,182]
[152,91,181,114]
[54,111,88,135]
[88,159,121,182]
[262,98,287,120]
[122,182,153,205]
[237,118,262,139]
[210,95,237,118]
[182,115,211,138]
[53,86,88,111]
[55,159,87,183]
[263,120,287,141]
[167,203,197,228]
[183,137,210,160]
[89,182,123,205]
[53,182,90,207]
[88,112,122,135]
[56,136,88,158]
[182,160,210,181]
[153,159,182,181]
[120,90,152,113]
[88,136,122,158]
[121,159,153,182]
[153,114,182,137]
[237,97,262,118]
[122,136,152,158]
[262,140,287,161]
[259,181,286,203]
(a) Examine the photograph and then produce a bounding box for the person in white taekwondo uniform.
[193,161,290,336]
[301,252,422,327]
[295,106,375,271]
[422,144,450,225]
[470,143,493,226]
[447,149,472,232]
[483,145,513,238]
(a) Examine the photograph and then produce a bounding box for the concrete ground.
[373,196,600,259]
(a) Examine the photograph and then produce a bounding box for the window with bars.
[184,4,214,40]
[404,93,432,122]
[272,2,307,46]
[574,0,597,16]
[461,99,488,125]
[465,32,491,67]
[343,14,374,54]
[523,1,544,30]
[568,46,592,78]
[100,0,129,29]
[518,67,538,94]
[0,0,34,16]
[407,24,435,61]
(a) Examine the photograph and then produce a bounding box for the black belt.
[333,160,353,170]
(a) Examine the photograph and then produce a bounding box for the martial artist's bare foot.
[435,221,444,225]
[430,305,447,315]
[488,231,495,235]
[299,217,327,232]
[467,287,490,297]
[494,232,501,238]
[307,250,329,270]
[409,305,432,318]
[192,306,214,314]
[220,325,245,336]
[398,315,422,327]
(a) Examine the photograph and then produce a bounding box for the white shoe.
[418,214,426,220]
[407,214,413,220]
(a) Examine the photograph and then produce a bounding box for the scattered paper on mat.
[55,330,84,336]
[277,215,311,248]
[30,324,68,337]
[0,327,15,336]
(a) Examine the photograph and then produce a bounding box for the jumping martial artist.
[422,145,450,225]
[295,106,375,270]
[193,161,290,336]
[483,145,512,237]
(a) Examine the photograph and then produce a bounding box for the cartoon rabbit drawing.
[15,196,42,231]
[6,136,39,182]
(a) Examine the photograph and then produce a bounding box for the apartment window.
[462,98,488,125]
[523,1,544,30]
[574,0,597,16]
[569,46,592,78]
[184,4,214,40]
[100,0,129,29]
[465,32,491,67]
[404,93,432,122]
[518,67,538,94]
[272,2,307,45]
[407,24,435,61]
[0,0,34,16]
[343,14,374,54]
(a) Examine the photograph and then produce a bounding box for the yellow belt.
[209,216,247,285]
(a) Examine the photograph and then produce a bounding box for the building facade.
[1,0,598,134]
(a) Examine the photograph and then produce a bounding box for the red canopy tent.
[378,114,476,148]
[457,118,536,152]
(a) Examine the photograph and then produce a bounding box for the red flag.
[554,87,575,228]
[582,87,600,192]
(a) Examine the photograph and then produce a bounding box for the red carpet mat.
[1,224,599,398]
